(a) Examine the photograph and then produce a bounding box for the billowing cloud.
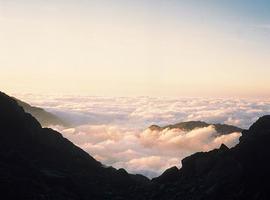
[52,124,241,178]
[15,94,270,177]
[140,126,240,153]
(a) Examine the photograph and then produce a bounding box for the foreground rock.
[149,115,270,200]
[0,92,149,200]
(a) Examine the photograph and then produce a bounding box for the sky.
[1,0,270,97]
[2,0,270,177]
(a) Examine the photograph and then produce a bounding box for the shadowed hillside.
[1,91,270,199]
[0,92,149,200]
[15,98,68,127]
[149,116,270,199]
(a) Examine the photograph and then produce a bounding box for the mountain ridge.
[149,121,243,135]
[14,98,68,127]
[1,91,270,199]
[148,115,270,199]
[0,91,148,199]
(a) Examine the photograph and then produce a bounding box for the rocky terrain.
[1,91,270,199]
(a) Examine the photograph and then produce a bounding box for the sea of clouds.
[16,94,270,178]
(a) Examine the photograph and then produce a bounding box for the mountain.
[0,92,148,199]
[1,91,270,199]
[149,121,243,135]
[149,116,270,200]
[14,98,68,127]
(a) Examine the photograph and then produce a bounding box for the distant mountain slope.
[0,92,148,199]
[14,98,68,127]
[149,121,243,135]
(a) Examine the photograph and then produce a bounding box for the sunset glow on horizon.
[1,0,270,97]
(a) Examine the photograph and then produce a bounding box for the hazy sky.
[1,0,270,97]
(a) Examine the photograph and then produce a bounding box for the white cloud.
[52,124,241,178]
[15,94,270,177]
[16,94,270,129]
[140,126,240,153]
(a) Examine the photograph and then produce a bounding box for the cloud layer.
[51,124,240,178]
[17,94,270,129]
[16,94,270,177]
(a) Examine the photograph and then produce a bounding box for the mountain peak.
[0,91,149,199]
[219,143,229,151]
[249,115,270,133]
[148,120,242,135]
[149,124,162,131]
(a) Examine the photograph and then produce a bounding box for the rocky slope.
[15,98,68,127]
[0,92,148,200]
[148,116,270,200]
[1,91,270,199]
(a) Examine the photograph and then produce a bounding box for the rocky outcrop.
[147,115,270,200]
[149,121,243,135]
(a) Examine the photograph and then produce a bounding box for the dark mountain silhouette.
[14,98,68,127]
[148,116,270,200]
[1,91,270,199]
[149,121,243,135]
[0,92,148,199]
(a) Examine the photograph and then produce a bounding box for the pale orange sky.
[1,0,270,97]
